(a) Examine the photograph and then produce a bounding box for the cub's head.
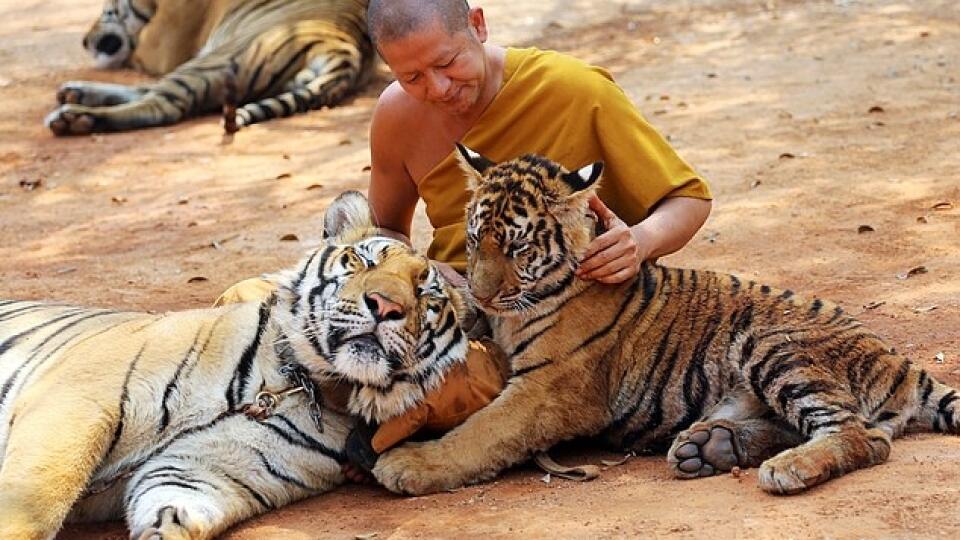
[457,144,603,317]
[273,191,469,422]
[83,0,157,68]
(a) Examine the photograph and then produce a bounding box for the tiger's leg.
[57,81,149,107]
[0,398,114,539]
[126,455,276,540]
[46,53,230,135]
[228,30,368,130]
[743,344,895,494]
[373,367,611,496]
[669,386,804,478]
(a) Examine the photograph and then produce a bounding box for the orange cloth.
[371,339,508,453]
[213,278,509,453]
[419,47,712,272]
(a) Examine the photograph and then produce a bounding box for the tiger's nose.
[95,33,123,55]
[364,293,405,322]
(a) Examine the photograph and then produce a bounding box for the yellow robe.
[418,47,712,271]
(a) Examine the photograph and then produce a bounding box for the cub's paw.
[45,105,97,136]
[133,506,201,540]
[758,448,831,495]
[373,442,461,496]
[668,420,743,479]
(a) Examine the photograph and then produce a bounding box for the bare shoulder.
[371,82,423,140]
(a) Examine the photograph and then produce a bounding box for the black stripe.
[9,312,121,405]
[224,472,274,509]
[869,360,911,415]
[608,316,679,433]
[0,309,87,408]
[775,380,838,413]
[265,414,344,461]
[512,359,552,378]
[434,327,465,364]
[921,376,935,407]
[226,302,272,409]
[573,277,641,354]
[511,322,555,357]
[167,77,199,113]
[0,304,64,325]
[875,411,899,423]
[127,1,153,23]
[158,325,209,433]
[254,448,315,491]
[105,342,149,459]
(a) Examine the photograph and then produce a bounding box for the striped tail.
[914,371,960,434]
[227,47,365,132]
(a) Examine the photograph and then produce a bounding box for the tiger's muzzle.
[84,21,132,69]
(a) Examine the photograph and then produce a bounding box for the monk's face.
[378,8,489,116]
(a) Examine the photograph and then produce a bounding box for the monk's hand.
[576,195,650,284]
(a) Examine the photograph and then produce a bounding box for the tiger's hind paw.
[45,105,96,136]
[668,420,743,479]
[132,506,202,540]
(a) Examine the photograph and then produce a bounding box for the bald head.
[368,0,471,46]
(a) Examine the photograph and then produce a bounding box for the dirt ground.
[1,0,959,538]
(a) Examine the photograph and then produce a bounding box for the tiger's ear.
[323,190,377,243]
[455,143,495,191]
[560,161,604,195]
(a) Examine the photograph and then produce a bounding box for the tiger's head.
[83,0,157,69]
[457,144,603,318]
[272,191,469,422]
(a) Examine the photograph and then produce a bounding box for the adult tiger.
[372,146,960,496]
[45,0,371,135]
[0,191,468,539]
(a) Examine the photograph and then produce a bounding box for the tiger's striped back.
[443,146,960,495]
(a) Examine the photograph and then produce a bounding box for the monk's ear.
[455,143,495,191]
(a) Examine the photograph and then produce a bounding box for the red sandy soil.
[1,0,958,538]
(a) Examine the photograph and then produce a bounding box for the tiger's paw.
[668,420,743,479]
[757,448,831,495]
[373,442,462,496]
[132,506,206,540]
[57,82,88,105]
[45,105,96,136]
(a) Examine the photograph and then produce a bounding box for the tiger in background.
[45,0,372,135]
[372,145,960,496]
[0,191,469,540]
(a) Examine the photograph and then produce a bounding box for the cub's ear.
[455,143,495,191]
[559,161,604,195]
[323,190,377,243]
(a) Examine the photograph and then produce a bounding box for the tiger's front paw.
[373,442,462,496]
[45,105,97,136]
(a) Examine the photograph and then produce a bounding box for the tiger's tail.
[227,42,367,133]
[911,369,960,434]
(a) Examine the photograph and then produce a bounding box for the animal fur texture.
[372,145,960,496]
[0,191,467,539]
[45,0,371,135]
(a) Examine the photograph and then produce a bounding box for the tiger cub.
[46,0,372,135]
[0,191,467,539]
[373,145,960,496]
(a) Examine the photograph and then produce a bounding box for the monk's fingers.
[596,265,640,284]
